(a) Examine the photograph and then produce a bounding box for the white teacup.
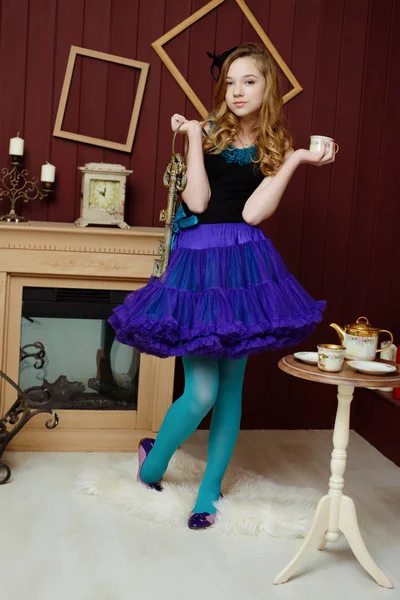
[310,135,339,155]
[317,344,345,372]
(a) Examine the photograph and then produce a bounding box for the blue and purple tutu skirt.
[108,222,326,359]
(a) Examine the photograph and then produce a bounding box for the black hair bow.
[207,47,238,82]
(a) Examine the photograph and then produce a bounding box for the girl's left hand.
[294,140,336,167]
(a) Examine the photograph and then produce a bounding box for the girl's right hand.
[171,114,201,134]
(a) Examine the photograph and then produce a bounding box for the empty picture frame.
[53,46,150,152]
[151,0,303,119]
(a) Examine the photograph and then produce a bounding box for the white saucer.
[347,361,397,376]
[293,352,318,365]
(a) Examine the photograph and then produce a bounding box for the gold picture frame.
[53,46,150,152]
[151,0,303,119]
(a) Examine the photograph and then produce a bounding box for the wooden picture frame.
[151,0,303,119]
[53,46,150,153]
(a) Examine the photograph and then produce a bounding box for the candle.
[9,133,24,156]
[40,162,56,183]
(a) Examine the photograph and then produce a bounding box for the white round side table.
[273,355,400,589]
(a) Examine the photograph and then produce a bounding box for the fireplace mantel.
[0,221,164,280]
[0,221,175,452]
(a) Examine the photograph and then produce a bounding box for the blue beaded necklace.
[220,144,258,166]
[207,120,258,166]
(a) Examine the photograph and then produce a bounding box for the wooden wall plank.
[320,0,370,336]
[185,0,218,121]
[152,1,193,227]
[387,0,400,344]
[0,0,29,218]
[343,0,393,321]
[74,0,112,218]
[104,0,141,150]
[366,0,399,335]
[278,0,321,279]
[214,0,243,59]
[48,0,85,223]
[19,0,57,222]
[125,0,166,226]
[353,389,400,467]
[388,207,400,342]
[300,0,345,302]
[241,0,258,42]
[352,0,400,463]
[103,0,140,224]
[289,0,345,429]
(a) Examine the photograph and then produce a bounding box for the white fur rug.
[75,449,320,538]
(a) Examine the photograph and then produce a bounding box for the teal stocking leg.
[140,355,219,485]
[192,356,248,514]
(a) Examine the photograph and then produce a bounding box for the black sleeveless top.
[181,152,263,224]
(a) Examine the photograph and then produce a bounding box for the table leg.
[273,384,393,588]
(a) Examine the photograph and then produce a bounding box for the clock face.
[89,179,121,210]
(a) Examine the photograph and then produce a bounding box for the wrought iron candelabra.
[0,156,54,223]
[0,369,59,484]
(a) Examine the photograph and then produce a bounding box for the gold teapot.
[330,316,393,361]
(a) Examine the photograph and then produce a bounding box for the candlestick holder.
[0,156,54,223]
[0,368,58,484]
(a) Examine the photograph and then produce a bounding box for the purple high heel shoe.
[137,437,162,491]
[188,511,217,529]
[188,494,223,530]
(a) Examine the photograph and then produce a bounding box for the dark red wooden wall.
[0,0,399,432]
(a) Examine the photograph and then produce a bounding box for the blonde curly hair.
[203,43,293,177]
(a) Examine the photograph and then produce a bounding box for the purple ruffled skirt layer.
[108,223,326,359]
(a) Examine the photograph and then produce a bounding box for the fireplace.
[21,286,138,410]
[0,221,175,452]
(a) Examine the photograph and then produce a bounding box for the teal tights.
[140,355,248,514]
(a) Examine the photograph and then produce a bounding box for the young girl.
[109,43,334,530]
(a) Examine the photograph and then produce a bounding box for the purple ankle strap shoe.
[137,437,162,491]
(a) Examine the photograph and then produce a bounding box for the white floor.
[1,430,400,600]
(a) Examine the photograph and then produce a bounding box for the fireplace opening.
[20,287,138,410]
